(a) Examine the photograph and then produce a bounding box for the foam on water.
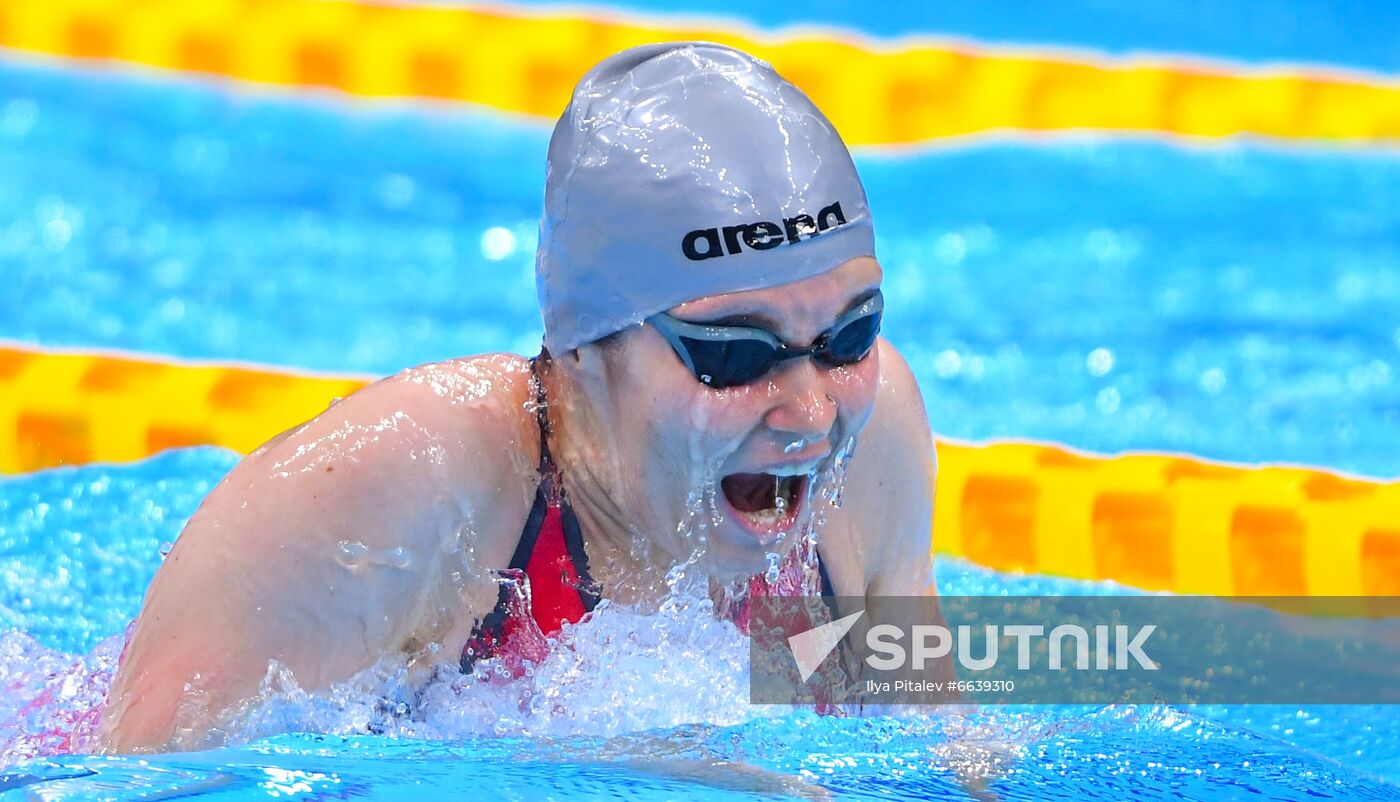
[0,630,122,764]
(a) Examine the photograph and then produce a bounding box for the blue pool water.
[2,453,1398,798]
[1,22,1398,801]
[500,0,1400,73]
[3,59,1397,478]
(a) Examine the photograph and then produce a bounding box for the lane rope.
[0,0,1396,145]
[3,342,1395,597]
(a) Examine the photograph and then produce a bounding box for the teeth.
[748,506,786,527]
[735,475,799,529]
[723,469,813,531]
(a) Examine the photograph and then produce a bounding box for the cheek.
[630,376,737,467]
[685,386,768,446]
[829,352,881,428]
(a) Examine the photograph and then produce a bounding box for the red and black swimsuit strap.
[522,354,600,610]
[496,355,555,573]
[458,355,595,674]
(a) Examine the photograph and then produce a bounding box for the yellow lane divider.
[0,343,368,471]
[3,342,1397,597]
[934,440,1399,599]
[0,0,1396,144]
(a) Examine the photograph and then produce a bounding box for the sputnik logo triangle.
[786,609,865,683]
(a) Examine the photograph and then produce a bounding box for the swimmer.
[100,42,942,752]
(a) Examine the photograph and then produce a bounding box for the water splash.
[4,452,1397,793]
[763,551,783,585]
[816,435,858,511]
[5,589,1400,797]
[0,630,121,764]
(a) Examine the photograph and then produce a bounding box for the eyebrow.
[682,287,880,331]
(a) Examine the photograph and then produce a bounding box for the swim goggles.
[648,291,883,389]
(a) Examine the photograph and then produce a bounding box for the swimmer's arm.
[100,357,536,753]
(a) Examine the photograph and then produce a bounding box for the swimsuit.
[461,360,835,673]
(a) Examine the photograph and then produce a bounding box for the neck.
[536,357,685,609]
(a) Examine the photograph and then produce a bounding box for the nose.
[763,359,837,443]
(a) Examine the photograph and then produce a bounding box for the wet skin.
[100,256,939,752]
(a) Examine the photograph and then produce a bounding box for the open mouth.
[719,471,808,538]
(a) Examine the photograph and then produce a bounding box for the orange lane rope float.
[0,0,1396,145]
[3,343,1395,598]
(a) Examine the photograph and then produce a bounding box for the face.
[560,256,883,579]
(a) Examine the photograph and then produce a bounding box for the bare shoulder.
[836,339,937,595]
[356,353,542,517]
[341,353,535,452]
[247,352,542,564]
[389,353,543,555]
[101,353,544,752]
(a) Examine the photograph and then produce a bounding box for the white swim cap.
[535,42,877,354]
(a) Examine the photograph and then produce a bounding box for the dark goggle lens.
[678,336,780,388]
[817,310,882,366]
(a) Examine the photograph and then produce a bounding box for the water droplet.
[664,561,688,589]
[336,540,368,568]
[818,436,857,510]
